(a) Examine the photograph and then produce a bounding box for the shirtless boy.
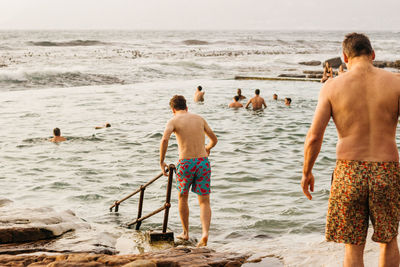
[49,128,66,143]
[194,86,205,102]
[229,96,243,108]
[245,89,267,110]
[302,33,400,266]
[160,95,218,247]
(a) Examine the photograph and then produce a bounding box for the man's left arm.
[263,98,267,108]
[160,120,174,176]
[301,82,332,200]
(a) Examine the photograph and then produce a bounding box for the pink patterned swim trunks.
[176,157,211,195]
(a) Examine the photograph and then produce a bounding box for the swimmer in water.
[194,86,205,102]
[49,128,66,143]
[229,96,244,108]
[245,89,267,111]
[95,123,111,129]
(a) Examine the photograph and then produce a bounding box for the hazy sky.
[0,0,399,31]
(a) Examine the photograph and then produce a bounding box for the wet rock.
[0,247,249,266]
[122,260,157,267]
[324,57,342,68]
[303,70,323,75]
[0,198,12,207]
[298,60,321,66]
[0,63,7,68]
[278,74,306,78]
[0,207,90,244]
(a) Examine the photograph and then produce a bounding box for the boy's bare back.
[168,112,209,159]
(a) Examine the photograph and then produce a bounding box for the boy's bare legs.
[177,192,189,240]
[344,244,365,267]
[379,237,399,267]
[197,194,211,247]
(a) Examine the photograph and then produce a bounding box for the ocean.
[1,30,400,266]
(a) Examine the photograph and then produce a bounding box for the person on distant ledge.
[273,94,278,100]
[194,86,205,102]
[284,98,292,106]
[321,62,334,83]
[229,96,243,108]
[50,128,66,143]
[95,123,111,130]
[245,89,267,110]
[236,88,246,100]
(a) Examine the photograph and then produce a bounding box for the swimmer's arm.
[204,120,218,155]
[160,120,174,175]
[262,99,267,108]
[302,83,332,200]
[245,99,251,109]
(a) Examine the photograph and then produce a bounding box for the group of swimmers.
[193,86,292,110]
[49,123,111,143]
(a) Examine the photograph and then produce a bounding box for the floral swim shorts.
[176,157,211,195]
[326,160,400,245]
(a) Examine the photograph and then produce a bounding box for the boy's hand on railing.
[160,162,168,176]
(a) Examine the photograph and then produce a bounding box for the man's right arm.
[301,82,332,200]
[204,120,218,156]
[160,119,174,176]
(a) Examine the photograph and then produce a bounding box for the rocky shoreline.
[0,247,250,267]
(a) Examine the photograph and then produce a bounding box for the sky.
[0,0,399,31]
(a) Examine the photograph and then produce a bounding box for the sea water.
[1,30,400,266]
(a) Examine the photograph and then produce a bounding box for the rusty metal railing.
[109,164,175,233]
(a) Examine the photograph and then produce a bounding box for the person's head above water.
[53,127,61,136]
[197,86,202,91]
[234,96,240,102]
[237,88,242,96]
[105,123,111,128]
[342,32,374,61]
[273,94,278,100]
[285,98,292,105]
[170,95,187,112]
[255,89,260,95]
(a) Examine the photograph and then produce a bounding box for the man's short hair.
[342,33,373,59]
[255,89,260,95]
[170,95,187,110]
[53,127,61,136]
[197,86,202,91]
[234,96,240,101]
[106,123,111,128]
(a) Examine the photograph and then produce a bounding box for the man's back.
[249,96,266,110]
[194,91,205,102]
[327,65,400,161]
[172,112,208,159]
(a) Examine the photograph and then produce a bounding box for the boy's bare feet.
[176,232,189,240]
[197,236,208,247]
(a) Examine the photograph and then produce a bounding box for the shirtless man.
[302,33,400,267]
[236,88,246,100]
[194,86,205,102]
[160,95,218,247]
[49,128,66,143]
[229,96,243,108]
[245,89,267,110]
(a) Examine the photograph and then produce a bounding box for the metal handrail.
[109,164,175,232]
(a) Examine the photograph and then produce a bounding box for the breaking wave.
[0,68,124,90]
[28,40,108,47]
